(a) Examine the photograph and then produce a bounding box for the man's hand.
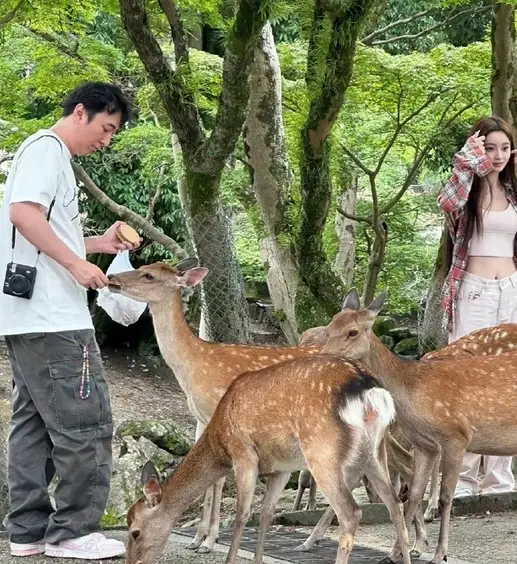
[68,258,109,290]
[85,221,142,255]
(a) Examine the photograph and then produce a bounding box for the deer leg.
[363,439,411,564]
[424,456,441,523]
[225,463,258,564]
[252,472,291,564]
[293,470,308,511]
[308,464,362,564]
[197,477,225,553]
[295,504,335,551]
[187,421,212,550]
[306,474,318,510]
[429,443,466,564]
[384,447,438,564]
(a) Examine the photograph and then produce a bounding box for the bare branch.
[0,153,13,166]
[339,143,374,176]
[336,205,371,224]
[146,179,165,222]
[367,6,490,47]
[361,8,434,45]
[0,0,25,26]
[72,162,188,259]
[158,0,189,66]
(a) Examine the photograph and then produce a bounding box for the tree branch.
[339,143,374,176]
[367,5,490,47]
[336,205,371,225]
[200,0,269,171]
[361,8,434,45]
[25,27,87,64]
[72,162,188,259]
[158,0,189,66]
[0,0,24,26]
[119,0,204,158]
[146,178,165,222]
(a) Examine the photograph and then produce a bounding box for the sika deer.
[125,355,411,564]
[321,289,517,564]
[108,259,323,553]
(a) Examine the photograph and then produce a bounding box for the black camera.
[3,262,37,299]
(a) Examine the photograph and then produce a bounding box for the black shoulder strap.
[11,134,64,259]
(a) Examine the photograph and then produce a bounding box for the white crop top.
[468,205,517,257]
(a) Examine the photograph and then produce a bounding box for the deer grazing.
[108,259,327,553]
[317,289,517,564]
[125,354,412,564]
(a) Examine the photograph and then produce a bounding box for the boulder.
[372,316,397,337]
[393,336,420,357]
[116,419,192,456]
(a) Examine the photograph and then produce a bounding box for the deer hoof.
[196,545,213,554]
[186,539,203,550]
[378,558,398,564]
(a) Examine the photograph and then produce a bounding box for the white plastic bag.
[96,251,147,326]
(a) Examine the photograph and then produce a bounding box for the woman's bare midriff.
[466,256,517,279]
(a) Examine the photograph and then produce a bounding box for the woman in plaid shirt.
[438,115,517,498]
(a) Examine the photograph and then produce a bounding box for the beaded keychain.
[80,344,91,399]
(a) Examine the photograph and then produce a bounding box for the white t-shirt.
[0,129,93,336]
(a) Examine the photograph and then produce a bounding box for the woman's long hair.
[464,116,517,242]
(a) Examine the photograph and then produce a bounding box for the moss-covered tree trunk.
[297,0,379,323]
[334,170,357,288]
[120,0,269,343]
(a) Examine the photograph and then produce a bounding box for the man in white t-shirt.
[0,82,139,559]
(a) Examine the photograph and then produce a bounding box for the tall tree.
[119,0,270,343]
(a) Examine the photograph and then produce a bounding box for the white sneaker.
[45,532,125,560]
[10,539,46,556]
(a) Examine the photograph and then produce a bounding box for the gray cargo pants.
[3,329,113,544]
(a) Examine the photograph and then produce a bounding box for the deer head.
[323,288,387,360]
[108,258,208,304]
[126,461,172,564]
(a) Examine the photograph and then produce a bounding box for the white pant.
[450,271,517,495]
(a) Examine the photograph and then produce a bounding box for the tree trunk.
[245,23,302,344]
[334,172,357,288]
[362,221,387,305]
[491,1,516,124]
[298,0,379,319]
[420,226,449,354]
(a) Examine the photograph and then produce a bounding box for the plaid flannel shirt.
[437,135,517,332]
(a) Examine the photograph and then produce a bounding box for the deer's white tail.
[340,387,395,452]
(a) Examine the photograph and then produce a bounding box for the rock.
[379,335,395,350]
[393,336,420,357]
[388,327,416,342]
[372,316,397,337]
[103,436,176,525]
[117,420,192,456]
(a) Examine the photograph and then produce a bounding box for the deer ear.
[368,292,387,315]
[178,267,208,288]
[141,461,162,508]
[342,288,361,311]
[175,257,199,273]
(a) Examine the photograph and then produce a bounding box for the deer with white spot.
[316,289,517,564]
[108,258,324,553]
[125,354,412,564]
[298,319,517,528]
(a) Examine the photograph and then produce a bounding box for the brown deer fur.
[109,259,324,552]
[321,289,517,564]
[125,355,411,564]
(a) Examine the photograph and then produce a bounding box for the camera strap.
[11,134,64,264]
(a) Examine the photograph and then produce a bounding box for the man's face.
[73,104,122,156]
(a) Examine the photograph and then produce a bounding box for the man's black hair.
[63,82,130,125]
